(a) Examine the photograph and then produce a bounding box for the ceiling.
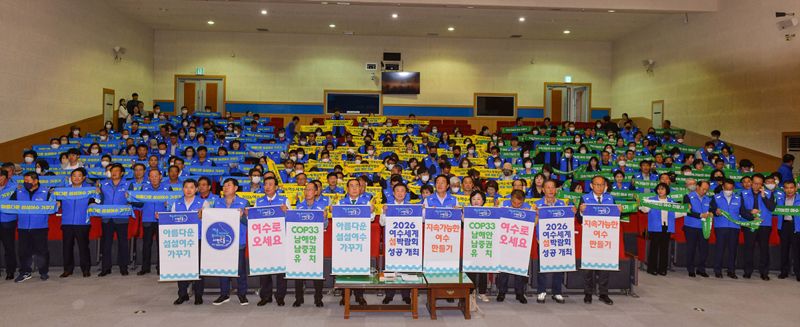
[108,0,683,41]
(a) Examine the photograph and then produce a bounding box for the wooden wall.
[0,115,105,163]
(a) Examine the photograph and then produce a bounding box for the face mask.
[492,136,498,141]
[706,148,713,152]
[34,167,44,174]
[354,160,362,165]
[723,190,733,197]
[182,121,189,127]
[579,149,587,154]
[523,152,529,158]
[122,134,130,140]
[159,115,166,120]
[299,140,307,146]
[101,161,110,168]
[386,164,394,170]
[569,127,575,132]
[628,147,636,151]
[494,162,502,168]
[618,161,626,167]
[386,123,392,127]
[278,133,285,138]
[565,153,572,159]
[596,124,602,128]
[23,182,34,190]
[432,129,438,133]
[104,171,112,178]
[73,130,80,136]
[532,130,539,135]
[295,170,303,174]
[574,138,581,143]
[100,136,108,141]
[765,184,776,191]
[316,132,322,137]
[688,184,698,191]
[24,157,34,164]
[451,187,460,193]
[421,175,430,182]
[105,124,112,129]
[367,150,375,155]
[289,156,297,161]
[90,149,100,155]
[143,135,150,141]
[251,176,262,184]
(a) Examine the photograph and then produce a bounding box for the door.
[175,76,225,113]
[550,89,563,122]
[545,83,591,122]
[652,100,664,128]
[103,88,115,124]
[784,133,800,177]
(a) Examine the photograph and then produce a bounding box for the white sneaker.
[478,294,490,302]
[553,294,565,304]
[536,292,546,303]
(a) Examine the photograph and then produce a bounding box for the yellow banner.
[299,125,332,133]
[398,119,429,126]
[235,192,263,206]
[324,120,353,127]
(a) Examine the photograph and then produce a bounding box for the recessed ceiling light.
[608,9,616,13]
[447,26,455,31]
[261,9,268,15]
[158,8,168,12]
[518,17,526,22]
[391,13,398,19]
[207,20,215,25]
[563,30,571,34]
[329,24,336,28]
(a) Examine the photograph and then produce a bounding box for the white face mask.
[596,124,602,128]
[159,150,166,155]
[451,187,460,193]
[51,143,60,149]
[90,148,100,155]
[618,160,626,167]
[723,190,733,197]
[316,132,322,137]
[580,149,587,154]
[765,183,776,191]
[386,123,392,127]
[251,176,262,184]
[322,158,331,162]
[569,127,575,132]
[688,184,698,191]
[295,170,303,174]
[386,164,395,170]
[367,150,375,155]
[101,160,110,167]
[524,162,532,169]
[122,134,129,139]
[421,175,430,182]
[354,160,362,165]
[35,167,42,174]
[182,122,189,127]
[278,133,285,138]
[431,129,438,134]
[100,136,108,141]
[105,124,112,129]
[24,157,34,164]
[300,140,307,146]
[182,109,188,114]
[494,162,502,168]
[677,138,684,143]
[290,156,297,161]
[706,148,713,152]
[297,153,304,159]
[73,130,80,136]
[532,130,539,135]
[628,147,636,151]
[523,152,529,158]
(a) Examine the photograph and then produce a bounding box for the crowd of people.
[1,92,798,310]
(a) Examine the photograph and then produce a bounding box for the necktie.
[351,199,356,204]
[597,196,601,203]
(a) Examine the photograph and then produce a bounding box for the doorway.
[783,132,800,177]
[175,75,226,113]
[103,88,115,124]
[652,100,664,128]
[544,83,591,122]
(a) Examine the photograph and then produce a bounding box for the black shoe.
[5,274,13,280]
[697,272,709,278]
[120,270,129,276]
[496,293,505,302]
[761,274,770,281]
[647,270,657,276]
[137,270,150,276]
[276,298,285,306]
[715,272,723,278]
[292,300,303,307]
[315,300,324,307]
[598,295,613,305]
[778,273,788,279]
[212,295,230,306]
[194,297,203,305]
[516,294,527,304]
[743,273,751,279]
[59,272,73,278]
[688,272,696,277]
[356,297,367,306]
[257,298,271,306]
[796,276,800,282]
[658,272,667,276]
[174,296,190,305]
[583,294,592,304]
[402,297,412,305]
[382,297,393,304]
[727,272,738,279]
[98,270,111,277]
[238,295,249,305]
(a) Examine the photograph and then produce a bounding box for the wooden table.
[424,273,474,320]
[334,273,426,319]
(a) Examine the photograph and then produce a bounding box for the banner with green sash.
[51,187,98,200]
[501,126,531,134]
[127,191,183,203]
[773,205,800,216]
[0,200,58,215]
[87,205,134,218]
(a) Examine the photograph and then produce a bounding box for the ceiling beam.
[338,0,718,13]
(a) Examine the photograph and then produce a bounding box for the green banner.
[501,126,532,134]
[639,200,689,213]
[773,205,800,216]
[535,144,563,153]
[703,218,712,239]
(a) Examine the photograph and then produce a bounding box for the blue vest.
[425,193,458,208]
[255,194,288,207]
[581,193,616,205]
[140,182,172,223]
[199,193,220,208]
[646,196,677,233]
[741,189,773,227]
[713,193,742,229]
[172,196,206,240]
[0,183,18,223]
[60,184,92,226]
[339,194,371,205]
[213,196,250,246]
[15,187,52,230]
[99,179,132,222]
[501,200,532,209]
[776,194,800,231]
[685,191,711,229]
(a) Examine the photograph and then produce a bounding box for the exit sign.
[195,67,205,75]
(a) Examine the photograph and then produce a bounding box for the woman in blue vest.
[167,179,211,305]
[12,172,52,283]
[212,178,251,306]
[59,168,94,278]
[639,183,680,276]
[294,182,329,307]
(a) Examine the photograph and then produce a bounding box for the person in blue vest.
[324,172,344,194]
[97,163,133,277]
[0,169,18,280]
[253,176,290,306]
[534,179,575,304]
[136,169,171,276]
[294,182,329,307]
[495,190,531,303]
[338,179,375,306]
[168,178,211,305]
[191,146,216,167]
[557,147,579,181]
[59,168,94,278]
[634,160,659,193]
[330,110,345,137]
[776,180,798,279]
[577,176,618,305]
[639,183,681,276]
[423,175,459,208]
[709,178,748,279]
[777,154,795,188]
[197,177,220,207]
[683,179,712,278]
[12,172,52,282]
[740,174,776,280]
[212,178,251,306]
[381,183,413,304]
[285,116,300,142]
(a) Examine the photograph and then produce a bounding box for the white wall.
[0,0,153,142]
[612,0,800,157]
[154,31,612,108]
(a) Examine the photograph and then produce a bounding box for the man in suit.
[577,176,618,305]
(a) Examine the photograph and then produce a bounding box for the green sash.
[773,205,800,216]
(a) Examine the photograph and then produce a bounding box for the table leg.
[344,288,351,319]
[429,290,437,320]
[463,293,471,319]
[411,288,418,319]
